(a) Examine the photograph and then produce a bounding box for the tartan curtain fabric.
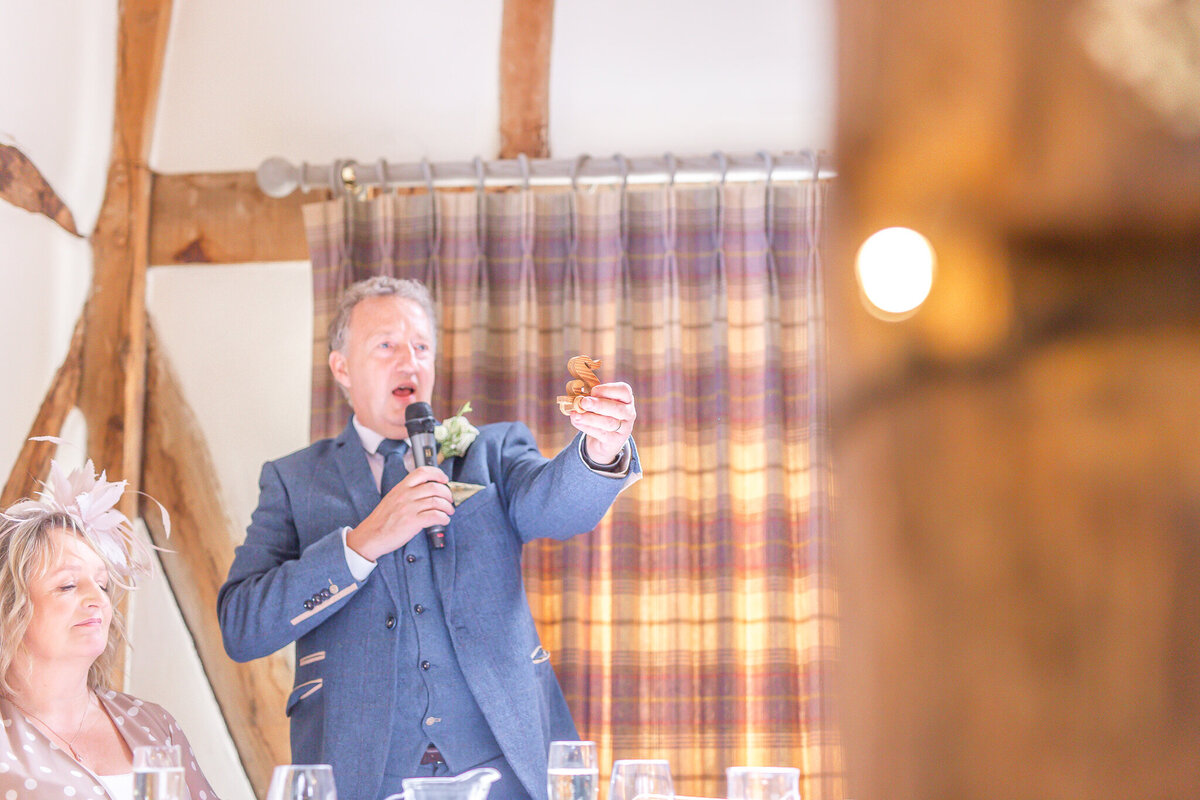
[302,179,838,799]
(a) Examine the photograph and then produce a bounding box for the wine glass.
[266,764,338,800]
[609,759,673,800]
[547,741,599,800]
[132,745,184,800]
[725,767,801,800]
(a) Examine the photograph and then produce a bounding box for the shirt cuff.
[578,438,631,477]
[342,526,377,581]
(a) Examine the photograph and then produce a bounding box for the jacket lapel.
[332,420,402,607]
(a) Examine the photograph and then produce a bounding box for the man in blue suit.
[217,277,638,800]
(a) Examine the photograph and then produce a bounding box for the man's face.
[329,295,436,439]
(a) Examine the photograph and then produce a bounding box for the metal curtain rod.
[256,151,833,198]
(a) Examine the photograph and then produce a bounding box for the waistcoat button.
[385,614,396,629]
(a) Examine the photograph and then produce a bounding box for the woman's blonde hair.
[0,505,131,695]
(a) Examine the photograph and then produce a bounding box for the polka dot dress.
[0,691,221,800]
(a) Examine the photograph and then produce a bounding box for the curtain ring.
[568,155,589,256]
[421,158,440,252]
[758,150,775,187]
[339,160,360,197]
[615,153,630,193]
[473,156,488,271]
[298,160,311,193]
[615,152,631,256]
[759,150,777,270]
[713,151,727,255]
[517,153,531,192]
[421,158,436,195]
[376,158,390,194]
[474,156,487,195]
[570,154,589,194]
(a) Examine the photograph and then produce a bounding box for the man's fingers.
[579,395,635,421]
[588,381,634,403]
[403,465,450,485]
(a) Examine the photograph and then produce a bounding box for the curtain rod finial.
[257,157,299,198]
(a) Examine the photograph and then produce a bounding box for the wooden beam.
[1,309,85,506]
[141,327,291,797]
[0,144,81,236]
[149,171,322,265]
[79,0,173,516]
[499,0,555,158]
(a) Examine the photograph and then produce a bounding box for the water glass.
[266,764,338,800]
[547,741,599,800]
[609,759,673,800]
[132,745,184,800]
[725,767,801,800]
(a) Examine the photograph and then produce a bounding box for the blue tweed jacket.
[217,420,638,800]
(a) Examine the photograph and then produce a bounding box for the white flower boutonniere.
[435,401,479,461]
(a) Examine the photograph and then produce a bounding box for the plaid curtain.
[302,177,838,800]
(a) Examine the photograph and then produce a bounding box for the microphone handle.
[408,430,447,549]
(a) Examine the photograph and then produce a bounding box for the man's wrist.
[579,438,630,475]
[342,527,377,580]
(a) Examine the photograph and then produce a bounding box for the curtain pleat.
[302,180,838,800]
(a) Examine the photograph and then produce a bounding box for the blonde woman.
[0,460,218,800]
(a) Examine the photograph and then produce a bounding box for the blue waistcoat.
[385,528,501,774]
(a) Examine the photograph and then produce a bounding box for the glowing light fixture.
[855,227,936,316]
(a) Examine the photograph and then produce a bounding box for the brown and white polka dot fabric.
[0,691,219,800]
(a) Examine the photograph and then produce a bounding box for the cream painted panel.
[151,0,503,172]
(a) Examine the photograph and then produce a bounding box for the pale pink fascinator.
[2,454,170,588]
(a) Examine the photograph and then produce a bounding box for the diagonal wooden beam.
[141,327,290,798]
[499,0,555,158]
[1,309,86,507]
[0,143,81,236]
[79,0,173,517]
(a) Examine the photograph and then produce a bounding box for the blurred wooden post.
[832,1,1200,799]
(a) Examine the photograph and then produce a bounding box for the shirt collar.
[351,416,401,456]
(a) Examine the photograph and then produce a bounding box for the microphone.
[404,402,446,549]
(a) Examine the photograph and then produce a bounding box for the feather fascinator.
[2,451,170,588]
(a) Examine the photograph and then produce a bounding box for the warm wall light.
[855,227,936,317]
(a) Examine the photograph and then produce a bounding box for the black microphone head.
[405,401,436,434]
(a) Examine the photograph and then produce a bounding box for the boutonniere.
[435,401,479,462]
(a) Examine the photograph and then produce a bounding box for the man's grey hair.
[328,276,438,353]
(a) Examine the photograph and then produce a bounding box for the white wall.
[150,0,832,172]
[151,0,506,171]
[550,0,833,156]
